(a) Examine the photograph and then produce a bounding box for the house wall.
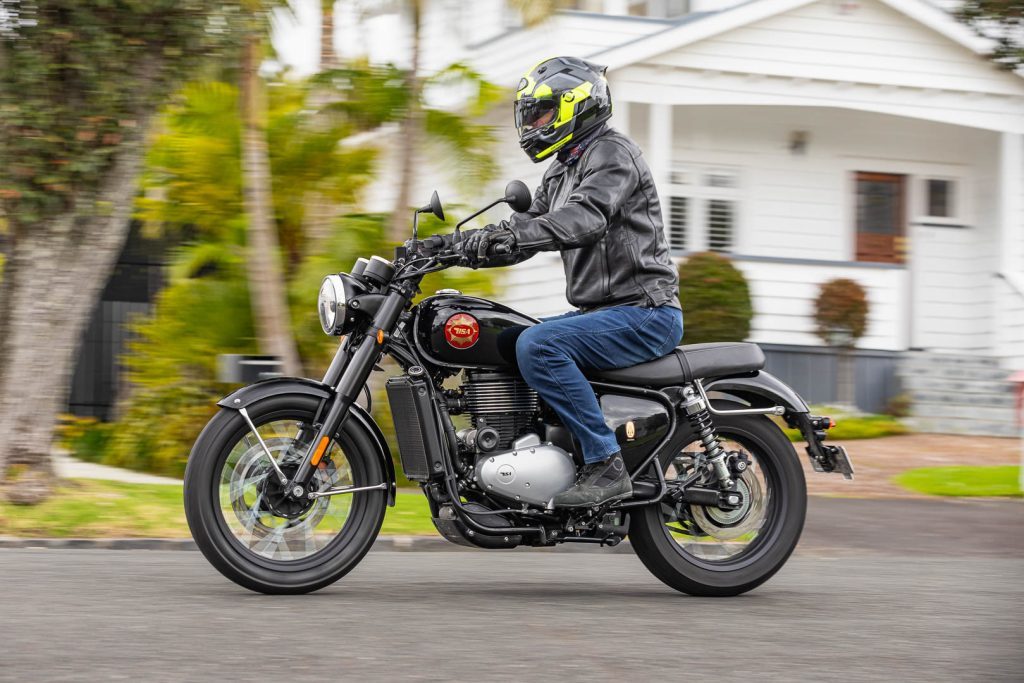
[634,0,1023,97]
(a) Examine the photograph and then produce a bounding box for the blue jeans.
[515,305,684,464]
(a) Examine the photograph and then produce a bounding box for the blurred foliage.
[0,0,244,225]
[676,252,752,344]
[56,416,115,465]
[136,78,379,265]
[956,0,1023,70]
[813,278,869,346]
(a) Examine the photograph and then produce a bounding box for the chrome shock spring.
[680,384,733,486]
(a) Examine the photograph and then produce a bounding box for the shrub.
[676,252,753,344]
[813,278,869,346]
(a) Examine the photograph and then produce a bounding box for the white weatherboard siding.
[635,0,1020,96]
[735,260,907,349]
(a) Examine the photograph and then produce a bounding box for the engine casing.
[475,434,576,508]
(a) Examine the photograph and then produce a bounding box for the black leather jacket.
[497,127,680,311]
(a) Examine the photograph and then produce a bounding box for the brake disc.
[690,471,765,541]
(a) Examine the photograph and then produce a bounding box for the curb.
[0,536,634,554]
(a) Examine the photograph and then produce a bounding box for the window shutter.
[707,199,734,253]
[668,196,688,253]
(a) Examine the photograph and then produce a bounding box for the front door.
[855,172,906,264]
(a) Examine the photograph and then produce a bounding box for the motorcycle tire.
[629,406,806,597]
[184,394,387,595]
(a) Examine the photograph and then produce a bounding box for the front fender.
[217,377,397,506]
[703,370,809,415]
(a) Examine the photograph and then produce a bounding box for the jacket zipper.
[600,240,611,298]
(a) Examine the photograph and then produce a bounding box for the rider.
[458,56,683,508]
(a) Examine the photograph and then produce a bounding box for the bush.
[676,252,753,344]
[814,278,868,346]
[56,416,115,464]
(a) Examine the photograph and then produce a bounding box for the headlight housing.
[318,274,349,335]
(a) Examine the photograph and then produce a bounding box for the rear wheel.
[629,407,806,596]
[184,394,387,594]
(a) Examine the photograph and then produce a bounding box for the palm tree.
[240,9,303,376]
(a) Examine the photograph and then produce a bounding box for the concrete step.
[898,375,1015,395]
[908,401,1016,422]
[898,365,1012,382]
[908,390,1015,409]
[904,416,1020,438]
[902,352,1001,369]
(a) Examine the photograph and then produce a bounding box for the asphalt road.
[1,498,1022,682]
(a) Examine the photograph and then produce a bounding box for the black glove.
[460,225,517,263]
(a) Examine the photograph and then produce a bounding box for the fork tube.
[322,336,350,389]
[288,290,408,491]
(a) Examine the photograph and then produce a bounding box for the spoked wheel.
[629,406,806,596]
[185,394,387,594]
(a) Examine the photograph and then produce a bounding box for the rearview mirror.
[504,180,532,214]
[425,190,445,221]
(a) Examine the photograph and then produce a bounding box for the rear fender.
[217,377,397,505]
[703,370,809,415]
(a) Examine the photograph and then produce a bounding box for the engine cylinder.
[463,372,538,449]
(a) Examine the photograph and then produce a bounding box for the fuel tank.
[413,293,538,370]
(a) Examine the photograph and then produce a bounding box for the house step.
[908,401,1015,422]
[907,390,1015,409]
[904,416,1020,438]
[899,375,1015,395]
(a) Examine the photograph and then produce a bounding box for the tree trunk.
[240,33,303,377]
[0,142,147,503]
[387,0,423,243]
[321,0,338,70]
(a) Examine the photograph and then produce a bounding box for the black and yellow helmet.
[515,56,612,163]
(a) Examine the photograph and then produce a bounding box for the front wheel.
[629,408,806,597]
[184,394,387,594]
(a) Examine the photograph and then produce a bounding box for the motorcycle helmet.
[515,56,612,163]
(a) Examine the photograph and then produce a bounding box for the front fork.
[281,290,409,500]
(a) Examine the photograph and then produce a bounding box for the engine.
[458,371,538,451]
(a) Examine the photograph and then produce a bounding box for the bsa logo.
[444,313,479,349]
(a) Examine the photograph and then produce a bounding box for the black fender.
[703,370,809,415]
[217,377,396,506]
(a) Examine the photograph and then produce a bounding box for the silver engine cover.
[475,434,576,507]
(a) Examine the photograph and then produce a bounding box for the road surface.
[1,497,1021,682]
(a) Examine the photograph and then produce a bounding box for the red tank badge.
[444,313,479,349]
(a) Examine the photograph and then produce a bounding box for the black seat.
[586,342,765,388]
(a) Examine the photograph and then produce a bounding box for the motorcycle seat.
[586,342,765,388]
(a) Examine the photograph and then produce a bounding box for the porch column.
[613,98,630,137]
[647,102,673,206]
[999,131,1023,274]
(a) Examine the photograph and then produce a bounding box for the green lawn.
[894,466,1022,498]
[0,480,437,538]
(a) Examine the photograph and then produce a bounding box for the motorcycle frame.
[257,249,825,541]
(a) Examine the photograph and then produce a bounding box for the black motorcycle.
[184,182,854,595]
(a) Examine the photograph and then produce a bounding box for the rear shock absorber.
[680,385,733,488]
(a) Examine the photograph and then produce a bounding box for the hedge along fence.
[676,252,753,344]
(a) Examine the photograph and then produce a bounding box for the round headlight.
[318,275,347,335]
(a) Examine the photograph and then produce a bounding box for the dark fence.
[67,224,166,420]
[759,343,901,414]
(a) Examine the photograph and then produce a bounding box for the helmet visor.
[515,98,558,136]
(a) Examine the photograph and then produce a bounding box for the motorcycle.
[183,181,854,595]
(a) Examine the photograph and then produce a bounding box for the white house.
[279,0,1024,433]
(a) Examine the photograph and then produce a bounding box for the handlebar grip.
[494,243,511,255]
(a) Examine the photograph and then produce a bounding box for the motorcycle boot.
[549,453,632,508]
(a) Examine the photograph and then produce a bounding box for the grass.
[894,466,1022,498]
[0,479,437,538]
[779,412,909,442]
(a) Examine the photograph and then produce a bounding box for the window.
[667,164,740,255]
[926,179,951,218]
